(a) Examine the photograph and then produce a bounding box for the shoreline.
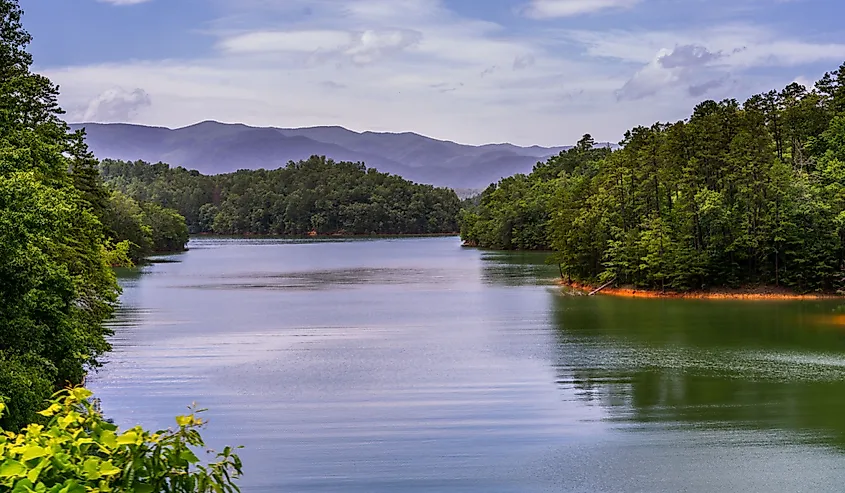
[558,280,842,300]
[191,232,459,239]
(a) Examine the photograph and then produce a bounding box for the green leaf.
[69,388,93,402]
[37,404,61,418]
[115,431,138,446]
[99,430,117,449]
[25,457,49,483]
[180,448,200,464]
[132,484,155,493]
[22,446,49,462]
[57,481,86,493]
[82,458,101,480]
[0,459,26,478]
[98,460,121,476]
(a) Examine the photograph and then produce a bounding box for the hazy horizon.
[24,0,845,147]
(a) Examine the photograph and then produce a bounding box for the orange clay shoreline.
[558,280,842,300]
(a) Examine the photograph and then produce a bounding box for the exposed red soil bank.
[558,280,842,300]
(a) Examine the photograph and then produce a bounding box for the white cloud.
[522,0,641,18]
[219,30,351,54]
[39,0,845,147]
[562,24,845,68]
[615,45,733,101]
[81,87,152,122]
[220,28,424,65]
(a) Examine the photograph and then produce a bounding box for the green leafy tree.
[101,156,462,237]
[461,61,845,294]
[0,0,127,428]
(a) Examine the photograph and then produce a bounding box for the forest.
[461,62,845,293]
[0,1,242,490]
[99,157,462,236]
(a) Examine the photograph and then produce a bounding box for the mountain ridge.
[71,121,613,189]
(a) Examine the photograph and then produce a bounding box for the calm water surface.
[91,237,845,492]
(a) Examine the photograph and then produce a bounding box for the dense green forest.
[461,63,845,293]
[0,1,186,426]
[99,157,462,236]
[0,2,241,489]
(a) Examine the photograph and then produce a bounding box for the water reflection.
[551,296,845,449]
[479,250,558,286]
[93,237,845,492]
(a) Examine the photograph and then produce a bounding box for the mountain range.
[70,121,611,189]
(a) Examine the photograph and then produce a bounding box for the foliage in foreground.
[0,0,126,430]
[0,388,242,493]
[0,0,188,430]
[462,62,845,293]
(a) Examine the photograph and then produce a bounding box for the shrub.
[0,387,243,492]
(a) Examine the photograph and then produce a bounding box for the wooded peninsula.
[460,62,845,294]
[99,157,461,237]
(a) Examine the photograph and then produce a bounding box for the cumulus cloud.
[344,30,423,64]
[522,0,641,18]
[82,88,152,122]
[658,45,724,69]
[563,25,845,68]
[617,45,729,101]
[41,0,845,146]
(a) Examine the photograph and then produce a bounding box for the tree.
[461,60,845,294]
[100,156,462,237]
[0,0,123,428]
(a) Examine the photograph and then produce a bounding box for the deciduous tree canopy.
[100,156,462,236]
[0,0,186,428]
[461,62,845,293]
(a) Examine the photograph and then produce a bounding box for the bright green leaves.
[180,449,200,465]
[0,388,243,492]
[81,458,120,480]
[114,430,139,447]
[36,405,60,419]
[98,430,117,451]
[20,446,47,462]
[0,459,26,478]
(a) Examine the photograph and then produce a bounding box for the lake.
[90,236,845,492]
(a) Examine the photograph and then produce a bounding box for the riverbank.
[558,280,842,300]
[193,232,459,239]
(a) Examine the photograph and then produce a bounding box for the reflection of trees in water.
[479,250,559,286]
[550,295,845,449]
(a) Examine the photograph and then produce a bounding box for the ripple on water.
[89,238,845,492]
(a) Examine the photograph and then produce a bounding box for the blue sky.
[21,0,845,146]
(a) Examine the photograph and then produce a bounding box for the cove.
[90,237,845,492]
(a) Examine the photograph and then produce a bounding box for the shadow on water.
[550,294,845,449]
[479,250,559,286]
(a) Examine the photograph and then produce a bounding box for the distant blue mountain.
[70,121,613,189]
